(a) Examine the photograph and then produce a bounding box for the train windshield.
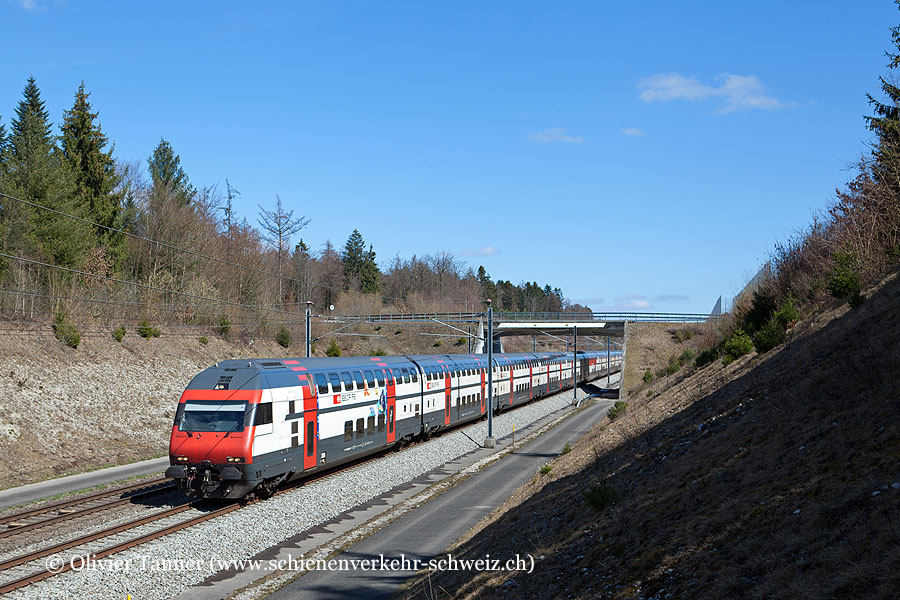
[178,400,248,433]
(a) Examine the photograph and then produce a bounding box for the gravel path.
[5,392,578,599]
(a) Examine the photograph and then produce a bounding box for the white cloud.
[638,72,797,114]
[613,293,651,310]
[528,127,585,144]
[461,246,499,257]
[621,127,644,136]
[654,294,690,303]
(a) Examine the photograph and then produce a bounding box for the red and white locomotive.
[165,350,622,499]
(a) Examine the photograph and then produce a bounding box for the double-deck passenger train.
[165,350,622,499]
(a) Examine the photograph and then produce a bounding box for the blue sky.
[1,1,896,312]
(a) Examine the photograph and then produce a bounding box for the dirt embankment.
[397,270,900,600]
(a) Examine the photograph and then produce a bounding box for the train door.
[509,363,515,406]
[385,369,396,443]
[443,366,451,425]
[480,367,486,413]
[529,363,533,400]
[303,375,318,470]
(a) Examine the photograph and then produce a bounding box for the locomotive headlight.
[226,457,245,463]
[176,456,189,462]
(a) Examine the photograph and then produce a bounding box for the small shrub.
[539,464,553,476]
[369,348,386,356]
[679,349,695,363]
[137,318,161,339]
[561,442,572,455]
[665,360,680,375]
[828,251,863,306]
[722,329,753,365]
[394,328,403,335]
[752,317,784,353]
[199,336,209,345]
[695,347,718,369]
[646,389,653,397]
[217,315,231,338]
[326,339,342,357]
[433,340,443,347]
[674,329,694,343]
[112,326,126,342]
[373,324,382,331]
[642,369,653,383]
[584,480,618,511]
[276,326,292,348]
[607,400,627,420]
[53,313,80,349]
[455,337,467,346]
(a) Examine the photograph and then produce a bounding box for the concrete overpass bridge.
[316,311,717,353]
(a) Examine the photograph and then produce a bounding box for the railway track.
[0,478,174,540]
[0,439,416,595]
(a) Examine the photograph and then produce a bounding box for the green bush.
[752,297,800,354]
[752,317,784,353]
[276,326,292,348]
[642,369,653,383]
[607,400,627,420]
[217,315,231,338]
[674,329,694,343]
[539,464,553,476]
[137,318,161,339]
[112,326,126,342]
[695,347,718,369]
[828,251,864,307]
[433,340,443,347]
[455,337,467,346]
[394,328,403,335]
[199,336,209,345]
[326,339,342,357]
[53,313,80,349]
[679,349,695,363]
[723,329,753,365]
[373,324,381,331]
[584,480,618,511]
[369,348,386,356]
[562,442,572,455]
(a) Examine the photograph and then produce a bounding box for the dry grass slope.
[397,270,900,600]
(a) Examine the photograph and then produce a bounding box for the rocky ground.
[397,270,900,600]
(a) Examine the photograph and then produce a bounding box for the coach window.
[367,415,375,435]
[315,374,328,395]
[254,403,273,426]
[356,418,365,438]
[392,369,402,385]
[376,370,385,386]
[426,366,433,381]
[378,414,385,431]
[402,368,411,383]
[329,372,341,392]
[410,369,418,382]
[365,370,375,387]
[344,421,353,441]
[342,372,353,390]
[354,371,365,390]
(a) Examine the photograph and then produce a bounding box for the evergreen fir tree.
[61,81,121,240]
[866,1,900,183]
[148,138,195,206]
[341,229,380,293]
[8,77,91,267]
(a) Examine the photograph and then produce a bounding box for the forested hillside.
[0,79,579,347]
